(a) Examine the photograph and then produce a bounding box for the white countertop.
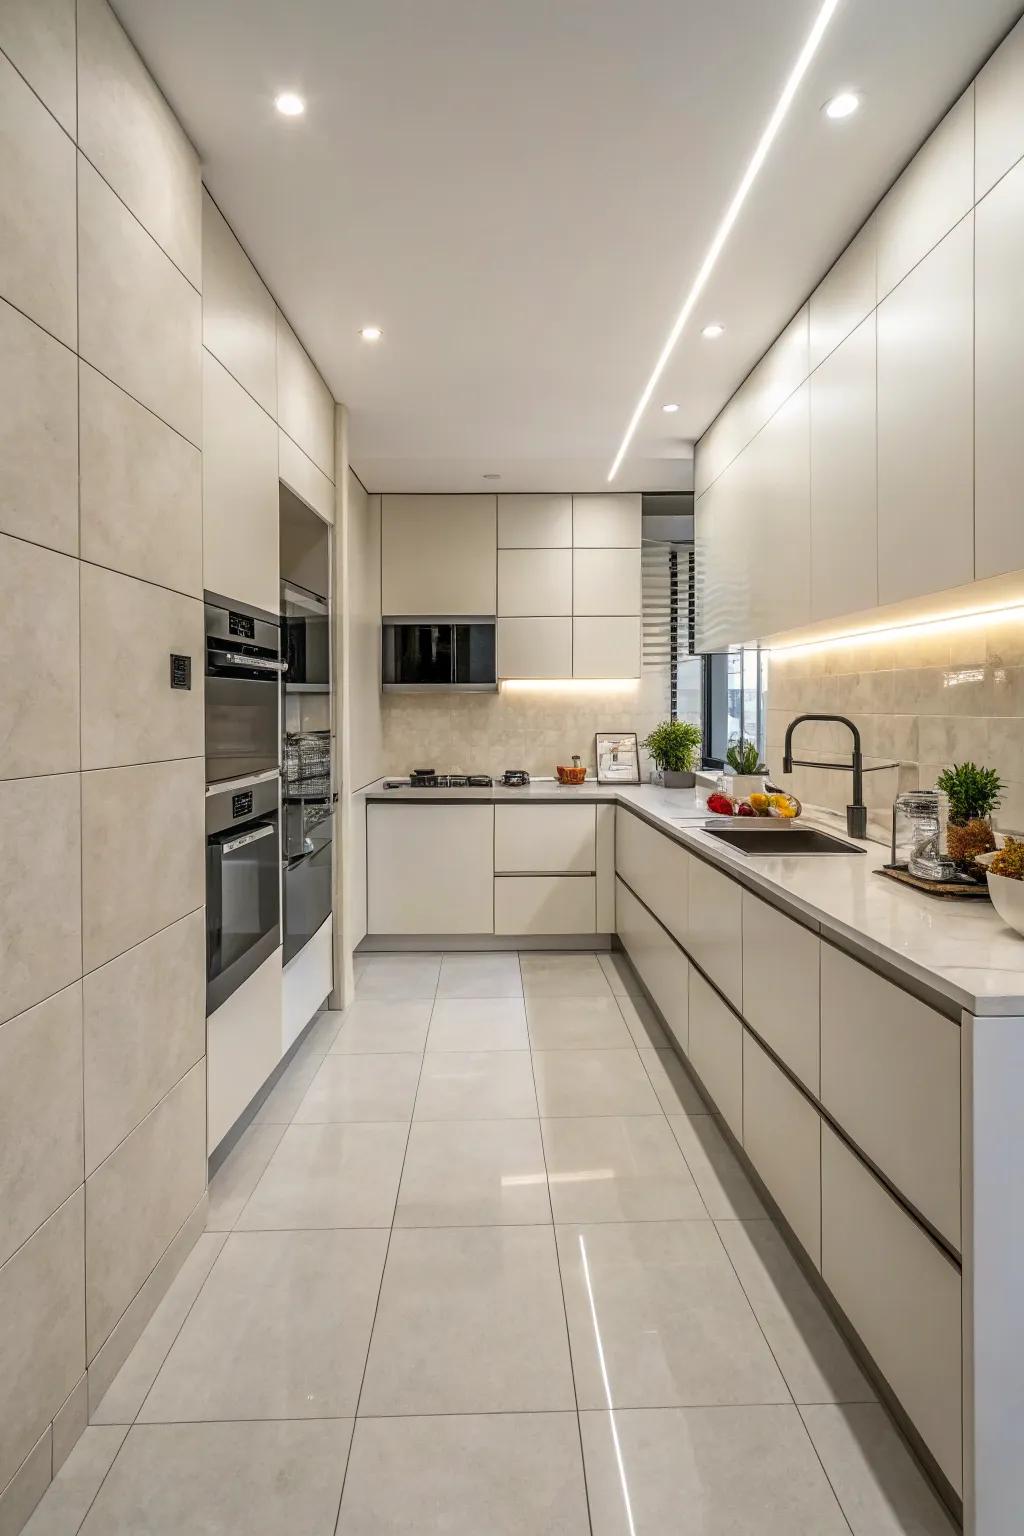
[363,777,1024,1015]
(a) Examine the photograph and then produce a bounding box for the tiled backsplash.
[766,616,1024,836]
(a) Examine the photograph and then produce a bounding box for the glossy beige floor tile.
[205,1124,286,1230]
[533,1049,661,1118]
[541,1117,706,1223]
[360,1226,575,1415]
[139,1229,387,1421]
[437,952,524,998]
[527,994,634,1050]
[580,1406,850,1534]
[414,1050,538,1120]
[667,1113,767,1220]
[638,1047,706,1115]
[78,1421,352,1536]
[395,1120,549,1227]
[520,953,613,997]
[557,1220,788,1409]
[23,1425,128,1536]
[800,1404,959,1535]
[354,954,441,999]
[614,992,668,1048]
[330,999,432,1055]
[236,1122,408,1230]
[337,1413,589,1535]
[598,951,645,996]
[293,1053,422,1123]
[426,997,529,1052]
[717,1220,875,1405]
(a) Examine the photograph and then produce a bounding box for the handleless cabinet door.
[382,495,497,616]
[975,15,1024,200]
[688,970,742,1136]
[809,314,877,621]
[874,87,974,301]
[975,155,1024,580]
[497,493,572,548]
[367,804,494,935]
[572,617,640,679]
[571,494,640,548]
[494,875,595,936]
[615,878,689,1052]
[498,617,571,680]
[743,1031,821,1266]
[615,809,689,949]
[498,548,572,616]
[741,892,820,1092]
[572,547,641,617]
[494,804,595,873]
[687,858,742,1009]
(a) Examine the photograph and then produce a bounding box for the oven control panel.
[231,790,254,819]
[228,612,256,640]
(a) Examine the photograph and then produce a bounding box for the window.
[641,539,701,726]
[701,647,768,768]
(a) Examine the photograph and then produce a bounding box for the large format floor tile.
[236,1122,408,1230]
[667,1113,767,1219]
[293,1053,422,1123]
[395,1119,549,1227]
[613,991,668,1048]
[520,953,612,997]
[436,952,524,998]
[800,1404,959,1535]
[206,1124,286,1230]
[414,1050,537,1120]
[331,1000,432,1055]
[541,1117,706,1223]
[598,951,644,997]
[580,1406,850,1534]
[355,954,441,999]
[24,1426,129,1536]
[556,1220,788,1409]
[533,1049,661,1117]
[638,1047,706,1114]
[337,1413,590,1535]
[78,1421,353,1536]
[139,1229,387,1421]
[526,994,634,1050]
[360,1226,575,1415]
[427,997,529,1052]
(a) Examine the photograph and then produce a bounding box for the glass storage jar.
[893,789,956,881]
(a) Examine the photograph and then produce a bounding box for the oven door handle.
[221,823,276,855]
[213,653,288,674]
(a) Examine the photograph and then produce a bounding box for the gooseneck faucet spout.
[782,713,867,839]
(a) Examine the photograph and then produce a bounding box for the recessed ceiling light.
[607,0,841,481]
[661,403,679,414]
[359,326,382,342]
[274,92,305,117]
[701,323,725,339]
[824,91,860,120]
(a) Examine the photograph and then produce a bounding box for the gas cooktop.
[383,772,494,790]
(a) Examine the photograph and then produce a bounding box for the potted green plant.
[641,720,702,789]
[725,737,768,800]
[936,761,1004,871]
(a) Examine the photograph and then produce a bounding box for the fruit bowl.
[976,850,1024,937]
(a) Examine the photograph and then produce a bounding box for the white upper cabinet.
[202,191,277,417]
[571,494,641,547]
[572,548,641,617]
[808,219,876,372]
[746,383,810,640]
[498,549,571,616]
[498,617,571,679]
[498,494,572,547]
[810,314,877,621]
[694,309,809,497]
[875,87,974,301]
[275,311,335,480]
[975,155,1024,579]
[694,453,751,651]
[202,351,279,614]
[975,15,1024,201]
[572,617,641,679]
[382,494,497,616]
[876,217,974,606]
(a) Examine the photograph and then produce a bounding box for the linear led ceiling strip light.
[607,0,843,481]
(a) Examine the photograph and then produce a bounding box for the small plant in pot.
[726,737,768,800]
[980,838,1024,937]
[641,720,702,789]
[936,761,1004,874]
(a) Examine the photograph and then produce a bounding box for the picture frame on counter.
[595,731,640,785]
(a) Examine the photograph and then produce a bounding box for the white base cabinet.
[494,876,595,935]
[207,946,282,1154]
[615,878,689,1052]
[742,891,820,1092]
[494,804,595,874]
[367,803,494,934]
[742,1031,822,1266]
[687,969,742,1138]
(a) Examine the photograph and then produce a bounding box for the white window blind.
[642,541,694,666]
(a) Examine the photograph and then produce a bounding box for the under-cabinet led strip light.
[607,0,843,482]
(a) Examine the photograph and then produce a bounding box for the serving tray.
[874,863,990,900]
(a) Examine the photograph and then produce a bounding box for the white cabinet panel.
[275,311,334,480]
[694,456,751,651]
[975,14,1024,201]
[820,945,961,1248]
[687,857,742,1009]
[596,805,615,932]
[498,493,571,548]
[743,1031,821,1265]
[494,876,595,936]
[741,892,820,1093]
[279,429,334,525]
[572,548,641,617]
[875,87,974,300]
[745,383,810,640]
[975,155,1024,580]
[571,494,641,548]
[615,809,689,950]
[688,970,742,1137]
[383,494,497,616]
[367,804,494,934]
[207,947,282,1153]
[282,915,332,1055]
[808,219,876,371]
[494,804,595,873]
[742,307,810,441]
[616,878,689,1052]
[201,191,277,415]
[572,617,640,679]
[498,617,571,680]
[202,350,279,615]
[498,548,571,616]
[809,315,877,622]
[821,1126,962,1494]
[876,217,974,606]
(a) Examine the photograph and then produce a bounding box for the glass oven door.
[206,811,281,1012]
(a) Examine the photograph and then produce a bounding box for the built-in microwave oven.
[281,581,329,689]
[382,618,496,692]
[204,596,286,784]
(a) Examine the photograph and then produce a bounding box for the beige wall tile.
[0,774,81,1026]
[80,564,203,770]
[51,1373,88,1475]
[85,1062,206,1360]
[202,190,277,415]
[0,982,83,1268]
[0,534,80,779]
[276,310,334,478]
[0,298,78,555]
[76,0,201,286]
[0,1190,85,1491]
[81,758,204,972]
[77,157,201,445]
[202,350,280,614]
[0,0,76,134]
[83,910,205,1175]
[0,50,76,344]
[79,363,202,597]
[0,1425,51,1536]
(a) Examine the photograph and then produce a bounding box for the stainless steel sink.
[701,821,865,856]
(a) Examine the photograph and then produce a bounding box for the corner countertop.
[362,777,1024,1016]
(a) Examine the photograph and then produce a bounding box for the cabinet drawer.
[615,878,688,1052]
[688,858,742,1008]
[615,810,688,947]
[688,970,742,1137]
[742,892,820,1092]
[494,804,595,873]
[368,804,494,934]
[207,948,282,1153]
[820,945,960,1248]
[821,1125,962,1493]
[743,1031,821,1265]
[494,876,595,935]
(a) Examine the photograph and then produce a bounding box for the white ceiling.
[116,0,1022,493]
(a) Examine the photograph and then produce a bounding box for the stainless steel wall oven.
[205,596,286,784]
[206,775,281,1012]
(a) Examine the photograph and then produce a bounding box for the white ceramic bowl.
[983,868,1024,938]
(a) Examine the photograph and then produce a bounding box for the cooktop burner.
[384,772,494,790]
